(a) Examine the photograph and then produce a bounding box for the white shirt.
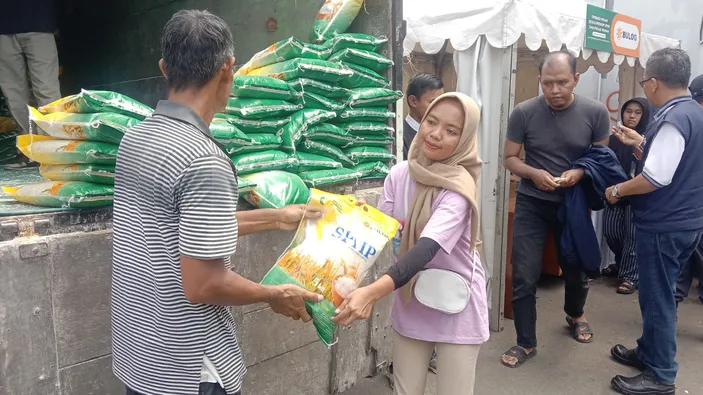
[642,122,685,187]
[405,114,420,132]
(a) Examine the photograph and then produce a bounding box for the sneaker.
[429,351,437,374]
[385,363,394,390]
[3,154,39,170]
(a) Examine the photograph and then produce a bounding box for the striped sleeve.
[175,154,238,260]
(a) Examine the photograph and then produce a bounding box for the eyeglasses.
[639,77,659,88]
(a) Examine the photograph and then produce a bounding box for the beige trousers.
[0,33,61,134]
[392,330,480,395]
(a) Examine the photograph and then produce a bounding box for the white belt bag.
[404,174,474,314]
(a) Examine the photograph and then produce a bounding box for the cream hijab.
[400,92,482,303]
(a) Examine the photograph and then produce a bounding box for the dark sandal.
[501,346,537,368]
[602,264,618,278]
[617,281,637,295]
[565,316,594,343]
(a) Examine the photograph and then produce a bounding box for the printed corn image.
[261,188,399,346]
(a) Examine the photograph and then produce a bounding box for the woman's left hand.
[331,286,378,327]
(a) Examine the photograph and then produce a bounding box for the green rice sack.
[2,181,114,209]
[288,79,351,99]
[329,48,394,72]
[248,59,353,83]
[299,92,346,113]
[226,98,302,120]
[311,0,364,43]
[298,168,360,187]
[343,146,395,165]
[344,134,393,148]
[214,113,290,134]
[298,139,355,168]
[277,109,337,154]
[337,107,395,122]
[302,123,357,147]
[335,121,395,135]
[295,152,343,172]
[29,107,138,145]
[241,171,310,209]
[18,135,118,165]
[329,33,388,53]
[235,37,334,75]
[237,177,257,196]
[226,134,282,156]
[339,63,391,89]
[38,89,153,120]
[352,161,391,179]
[210,119,252,142]
[230,150,298,175]
[347,88,403,108]
[230,75,301,101]
[40,164,116,185]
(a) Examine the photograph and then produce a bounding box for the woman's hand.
[611,124,644,147]
[332,275,395,327]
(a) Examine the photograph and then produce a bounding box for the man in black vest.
[402,73,443,160]
[607,49,703,395]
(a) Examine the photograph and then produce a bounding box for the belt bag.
[403,173,473,314]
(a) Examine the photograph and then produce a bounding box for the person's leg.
[634,229,701,385]
[502,194,550,366]
[199,382,230,395]
[549,204,591,342]
[435,342,481,395]
[603,204,625,276]
[616,206,639,293]
[16,32,61,107]
[0,34,31,134]
[392,330,434,395]
[689,241,703,304]
[675,258,693,307]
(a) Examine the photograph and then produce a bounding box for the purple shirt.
[378,163,490,344]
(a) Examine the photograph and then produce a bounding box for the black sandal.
[602,264,618,278]
[565,316,594,343]
[617,281,637,295]
[501,346,537,368]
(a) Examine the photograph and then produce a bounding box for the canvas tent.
[402,0,681,331]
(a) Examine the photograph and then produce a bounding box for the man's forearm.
[618,175,657,197]
[236,209,281,236]
[199,269,280,306]
[505,156,536,180]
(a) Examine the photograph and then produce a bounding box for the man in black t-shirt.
[500,51,611,369]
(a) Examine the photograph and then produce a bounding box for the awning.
[403,0,680,68]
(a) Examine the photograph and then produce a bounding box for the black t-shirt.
[0,1,58,35]
[507,95,611,202]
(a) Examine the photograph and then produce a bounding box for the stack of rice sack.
[223,0,400,209]
[2,90,151,209]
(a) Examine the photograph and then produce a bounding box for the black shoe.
[611,344,646,371]
[3,154,38,170]
[611,371,675,395]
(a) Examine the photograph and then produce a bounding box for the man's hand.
[268,284,323,322]
[277,204,322,231]
[605,186,620,204]
[558,168,585,188]
[611,124,644,147]
[530,169,559,192]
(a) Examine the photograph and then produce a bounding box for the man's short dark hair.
[646,48,691,89]
[407,73,444,104]
[539,50,577,75]
[161,10,234,91]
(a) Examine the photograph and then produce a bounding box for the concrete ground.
[344,277,703,395]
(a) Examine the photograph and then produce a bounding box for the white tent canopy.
[403,0,680,68]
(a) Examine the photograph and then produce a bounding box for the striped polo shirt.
[111,100,245,395]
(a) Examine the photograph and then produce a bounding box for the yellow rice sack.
[261,189,399,346]
[17,135,119,165]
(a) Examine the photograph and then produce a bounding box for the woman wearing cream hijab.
[333,93,490,395]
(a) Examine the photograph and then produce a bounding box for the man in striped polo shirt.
[111,10,323,395]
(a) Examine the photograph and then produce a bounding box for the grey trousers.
[0,32,61,134]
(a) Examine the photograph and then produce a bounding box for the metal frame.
[489,44,517,332]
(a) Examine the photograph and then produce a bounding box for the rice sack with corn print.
[261,189,399,347]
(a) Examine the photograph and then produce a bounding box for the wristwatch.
[612,184,621,199]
